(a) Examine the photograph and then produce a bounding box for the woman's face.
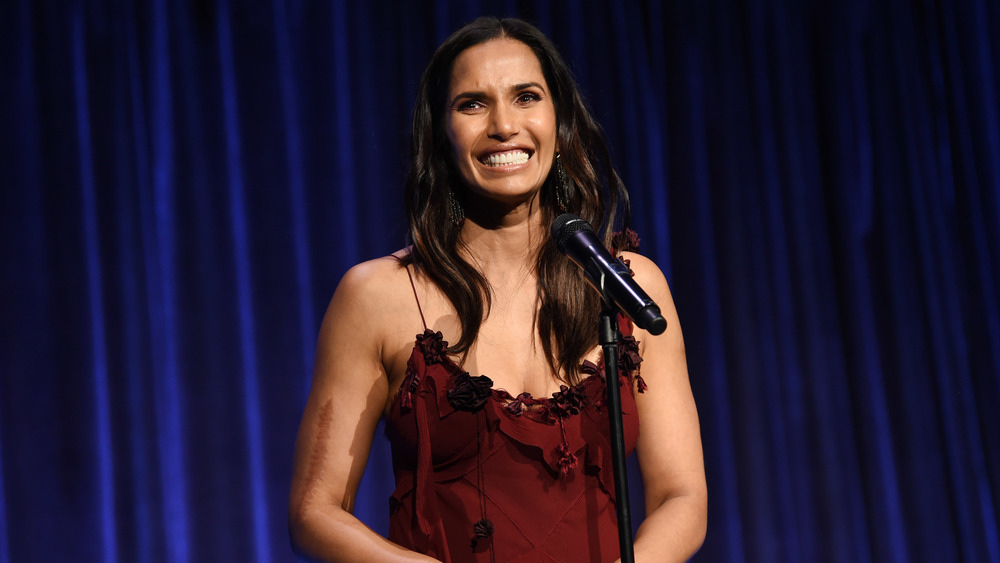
[445,38,558,208]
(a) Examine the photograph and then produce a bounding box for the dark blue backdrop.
[1,0,998,561]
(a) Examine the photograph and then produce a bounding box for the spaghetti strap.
[405,265,428,330]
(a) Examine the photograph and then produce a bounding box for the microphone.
[551,214,667,335]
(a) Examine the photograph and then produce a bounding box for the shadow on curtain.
[1,0,997,561]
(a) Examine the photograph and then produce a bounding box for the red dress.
[384,316,644,562]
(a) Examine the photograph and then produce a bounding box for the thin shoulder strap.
[405,265,428,330]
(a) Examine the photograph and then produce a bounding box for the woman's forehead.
[449,39,547,94]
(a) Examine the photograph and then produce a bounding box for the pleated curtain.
[1,1,997,561]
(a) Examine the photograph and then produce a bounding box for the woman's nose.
[487,105,519,141]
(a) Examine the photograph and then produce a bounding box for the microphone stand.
[599,307,635,563]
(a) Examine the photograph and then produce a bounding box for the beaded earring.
[448,190,465,226]
[554,154,570,211]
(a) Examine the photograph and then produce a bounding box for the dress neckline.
[391,328,627,416]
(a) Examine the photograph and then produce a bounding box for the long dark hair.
[402,16,630,384]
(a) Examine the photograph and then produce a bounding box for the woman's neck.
[458,200,545,281]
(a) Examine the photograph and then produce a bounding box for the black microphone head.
[637,305,668,336]
[551,213,594,253]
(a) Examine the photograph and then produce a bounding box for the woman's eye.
[457,100,484,112]
[517,92,540,104]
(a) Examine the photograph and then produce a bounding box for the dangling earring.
[555,153,570,211]
[448,190,465,226]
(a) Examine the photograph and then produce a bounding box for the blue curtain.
[1,0,998,561]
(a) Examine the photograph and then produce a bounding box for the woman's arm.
[621,252,708,562]
[288,258,438,562]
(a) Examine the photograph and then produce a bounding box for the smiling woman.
[445,38,558,210]
[288,16,706,563]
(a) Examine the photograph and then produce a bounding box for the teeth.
[482,150,530,167]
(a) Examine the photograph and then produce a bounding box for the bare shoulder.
[619,251,671,299]
[324,254,413,340]
[335,250,409,306]
[617,251,683,350]
[342,247,408,282]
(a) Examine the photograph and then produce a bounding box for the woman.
[289,17,706,562]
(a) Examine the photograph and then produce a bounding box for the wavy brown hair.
[401,16,630,384]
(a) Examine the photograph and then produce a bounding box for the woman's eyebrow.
[511,81,545,93]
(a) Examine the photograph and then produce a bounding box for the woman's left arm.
[621,252,708,562]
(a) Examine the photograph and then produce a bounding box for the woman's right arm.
[288,259,438,562]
